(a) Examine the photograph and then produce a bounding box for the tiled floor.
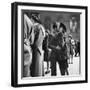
[44,56,80,77]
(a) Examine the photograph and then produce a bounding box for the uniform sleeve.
[33,24,45,48]
[24,14,33,39]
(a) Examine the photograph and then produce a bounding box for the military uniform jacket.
[49,32,68,60]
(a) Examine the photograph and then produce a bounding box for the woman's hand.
[56,46,61,50]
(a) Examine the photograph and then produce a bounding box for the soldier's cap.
[68,34,72,38]
[31,13,41,23]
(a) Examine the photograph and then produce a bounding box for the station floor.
[44,56,80,77]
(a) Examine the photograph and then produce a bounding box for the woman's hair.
[52,22,57,29]
[59,23,67,33]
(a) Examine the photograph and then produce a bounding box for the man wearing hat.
[68,34,74,64]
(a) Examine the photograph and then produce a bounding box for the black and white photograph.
[11,2,88,87]
[22,10,80,77]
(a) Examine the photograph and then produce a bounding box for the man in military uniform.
[49,22,68,76]
[30,13,46,77]
[48,22,59,76]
